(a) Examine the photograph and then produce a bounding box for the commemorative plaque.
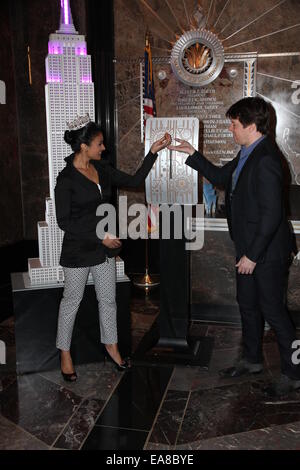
[145,117,199,205]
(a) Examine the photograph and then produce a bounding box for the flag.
[143,38,159,236]
[143,40,156,129]
[147,204,159,238]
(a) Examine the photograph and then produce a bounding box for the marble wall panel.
[114,0,300,197]
[191,230,300,313]
[220,0,300,54]
[115,59,147,207]
[257,56,300,186]
[287,244,300,312]
[191,230,236,306]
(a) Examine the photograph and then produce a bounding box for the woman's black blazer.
[54,151,158,267]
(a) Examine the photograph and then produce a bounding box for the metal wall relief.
[171,29,225,87]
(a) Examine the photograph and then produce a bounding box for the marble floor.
[1,287,300,451]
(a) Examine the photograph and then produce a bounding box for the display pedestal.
[134,322,214,367]
[134,232,214,368]
[11,272,131,374]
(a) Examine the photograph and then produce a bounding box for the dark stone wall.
[113,0,300,317]
[0,1,23,246]
[114,0,300,185]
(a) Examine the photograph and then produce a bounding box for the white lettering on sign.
[291,80,300,105]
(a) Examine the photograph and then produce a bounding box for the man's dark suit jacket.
[185,136,292,263]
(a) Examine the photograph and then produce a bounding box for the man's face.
[228,118,253,146]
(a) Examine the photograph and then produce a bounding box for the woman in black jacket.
[55,120,170,381]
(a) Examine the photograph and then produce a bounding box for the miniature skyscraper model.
[28,0,124,285]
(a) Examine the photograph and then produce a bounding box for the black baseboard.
[191,304,241,325]
[0,240,38,282]
[0,240,38,323]
[191,303,300,328]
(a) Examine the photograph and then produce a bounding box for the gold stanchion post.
[133,238,159,294]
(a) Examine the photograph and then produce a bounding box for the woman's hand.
[102,233,122,249]
[168,138,196,155]
[150,132,172,154]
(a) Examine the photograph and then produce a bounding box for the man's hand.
[150,133,172,154]
[236,255,257,274]
[168,138,195,155]
[102,233,122,249]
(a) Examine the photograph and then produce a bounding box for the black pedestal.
[11,273,131,374]
[133,319,214,367]
[134,227,214,368]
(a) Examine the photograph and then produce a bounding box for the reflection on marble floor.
[1,287,300,450]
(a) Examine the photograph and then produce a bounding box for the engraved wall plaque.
[145,117,199,205]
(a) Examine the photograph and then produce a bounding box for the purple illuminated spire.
[57,0,77,34]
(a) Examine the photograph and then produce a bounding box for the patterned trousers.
[56,258,117,351]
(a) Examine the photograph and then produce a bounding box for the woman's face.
[87,132,105,159]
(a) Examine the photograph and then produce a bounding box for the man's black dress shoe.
[219,360,263,378]
[264,374,300,397]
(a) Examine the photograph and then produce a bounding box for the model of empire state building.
[28,0,124,285]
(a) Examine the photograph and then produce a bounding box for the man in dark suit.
[169,97,300,396]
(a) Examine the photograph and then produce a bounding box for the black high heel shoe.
[115,358,131,371]
[61,370,77,382]
[103,347,131,371]
[60,355,77,382]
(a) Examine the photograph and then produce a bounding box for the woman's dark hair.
[226,97,270,134]
[64,122,103,153]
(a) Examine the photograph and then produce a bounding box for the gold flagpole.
[134,237,159,294]
[133,33,159,294]
[27,46,32,85]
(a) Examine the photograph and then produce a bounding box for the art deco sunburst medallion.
[171,29,224,87]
